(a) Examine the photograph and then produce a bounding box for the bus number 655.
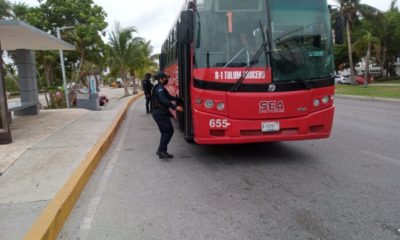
[209,119,230,128]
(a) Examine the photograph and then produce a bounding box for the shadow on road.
[182,141,315,167]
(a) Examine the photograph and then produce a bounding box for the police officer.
[142,73,153,113]
[151,72,183,159]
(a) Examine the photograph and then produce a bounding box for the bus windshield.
[194,0,333,83]
[269,0,333,82]
[194,0,269,69]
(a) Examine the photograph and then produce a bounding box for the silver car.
[334,75,351,85]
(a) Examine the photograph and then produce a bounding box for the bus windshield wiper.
[297,78,311,90]
[230,21,271,92]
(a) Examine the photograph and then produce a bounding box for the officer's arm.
[157,88,177,110]
[166,92,183,103]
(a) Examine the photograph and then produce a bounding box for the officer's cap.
[154,71,169,80]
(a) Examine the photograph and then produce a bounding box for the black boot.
[156,151,173,159]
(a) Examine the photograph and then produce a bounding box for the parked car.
[355,75,373,85]
[334,75,351,85]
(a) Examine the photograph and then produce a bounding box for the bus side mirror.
[179,10,194,44]
[334,16,344,44]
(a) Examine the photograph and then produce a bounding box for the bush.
[45,86,66,109]
[5,76,19,95]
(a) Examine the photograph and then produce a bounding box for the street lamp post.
[56,26,74,108]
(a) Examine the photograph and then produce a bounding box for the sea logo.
[259,100,285,113]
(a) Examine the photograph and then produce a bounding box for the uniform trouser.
[145,95,152,113]
[152,111,174,153]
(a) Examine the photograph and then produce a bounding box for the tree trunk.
[381,46,386,78]
[364,42,371,88]
[132,78,138,95]
[74,52,85,85]
[123,77,129,97]
[44,90,50,108]
[346,20,356,84]
[44,67,55,107]
[76,60,85,85]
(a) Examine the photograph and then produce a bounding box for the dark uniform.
[142,73,153,113]
[151,74,182,158]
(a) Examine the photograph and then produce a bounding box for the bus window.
[194,2,267,69]
[269,0,333,82]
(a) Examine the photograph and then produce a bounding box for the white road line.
[360,150,400,165]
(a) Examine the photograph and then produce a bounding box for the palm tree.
[130,40,158,94]
[36,51,59,107]
[384,0,400,76]
[11,2,29,21]
[353,30,380,87]
[107,23,143,97]
[335,0,380,83]
[335,0,358,83]
[360,7,385,78]
[390,0,398,11]
[0,0,13,19]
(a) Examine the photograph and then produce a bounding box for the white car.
[334,75,351,85]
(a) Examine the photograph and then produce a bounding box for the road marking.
[360,150,399,165]
[75,101,137,239]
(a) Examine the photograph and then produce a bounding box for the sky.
[17,0,395,54]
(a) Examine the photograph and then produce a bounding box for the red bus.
[160,0,335,144]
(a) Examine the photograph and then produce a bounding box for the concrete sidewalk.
[0,89,143,240]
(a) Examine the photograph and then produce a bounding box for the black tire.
[184,136,195,144]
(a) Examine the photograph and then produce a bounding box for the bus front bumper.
[192,106,335,144]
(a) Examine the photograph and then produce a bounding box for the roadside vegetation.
[374,78,400,84]
[336,85,400,99]
[1,0,157,108]
[331,0,400,87]
[1,0,400,105]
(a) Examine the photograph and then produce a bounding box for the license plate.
[261,122,280,132]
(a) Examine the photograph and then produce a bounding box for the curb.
[335,94,400,103]
[24,93,143,240]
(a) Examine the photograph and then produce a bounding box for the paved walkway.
[2,87,127,175]
[0,87,141,239]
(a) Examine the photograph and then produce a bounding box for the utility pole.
[56,26,74,108]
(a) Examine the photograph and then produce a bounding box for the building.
[354,58,383,76]
[395,57,400,76]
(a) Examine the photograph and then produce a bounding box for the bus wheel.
[184,137,195,144]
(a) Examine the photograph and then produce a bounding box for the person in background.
[142,73,153,113]
[151,72,183,159]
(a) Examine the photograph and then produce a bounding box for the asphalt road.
[59,98,400,240]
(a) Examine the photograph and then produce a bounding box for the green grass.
[374,79,400,84]
[335,85,400,99]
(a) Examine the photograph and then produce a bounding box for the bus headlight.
[321,96,330,104]
[217,102,225,111]
[313,99,321,107]
[204,99,214,109]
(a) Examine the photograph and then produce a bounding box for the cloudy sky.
[18,0,394,54]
